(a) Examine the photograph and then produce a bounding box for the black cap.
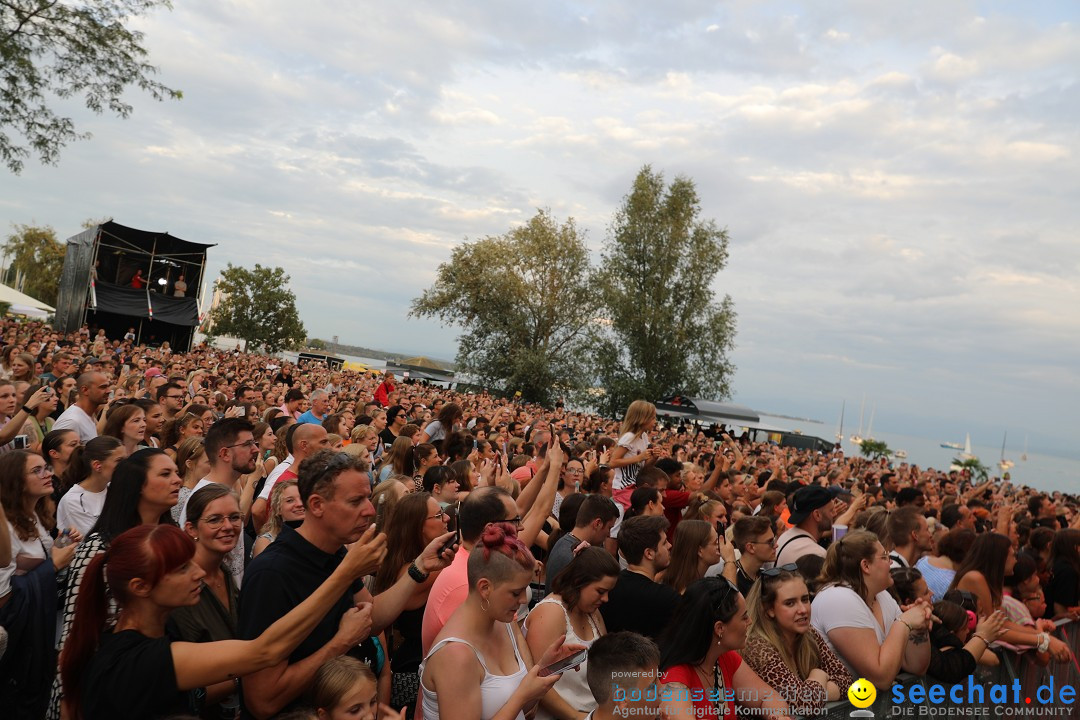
[788,485,841,524]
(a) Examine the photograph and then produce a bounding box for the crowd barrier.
[791,620,1078,719]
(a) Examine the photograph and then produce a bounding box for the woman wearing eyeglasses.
[0,450,81,719]
[743,566,852,716]
[170,484,244,714]
[809,530,932,689]
[374,492,452,718]
[658,577,793,720]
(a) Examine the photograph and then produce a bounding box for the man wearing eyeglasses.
[177,418,260,586]
[731,516,776,596]
[155,381,186,421]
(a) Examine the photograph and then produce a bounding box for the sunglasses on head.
[760,563,799,578]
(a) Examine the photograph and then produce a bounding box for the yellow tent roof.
[400,356,446,371]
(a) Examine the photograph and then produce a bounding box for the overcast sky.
[3,1,1078,457]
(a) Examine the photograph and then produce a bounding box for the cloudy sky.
[3,1,1078,457]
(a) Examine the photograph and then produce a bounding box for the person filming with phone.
[420,521,585,720]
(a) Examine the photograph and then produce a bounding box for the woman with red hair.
[60,522,386,720]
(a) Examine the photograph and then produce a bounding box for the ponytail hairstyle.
[466,521,536,588]
[60,524,194,714]
[174,436,207,485]
[43,428,81,495]
[819,529,882,605]
[68,436,124,488]
[627,486,661,518]
[414,443,438,471]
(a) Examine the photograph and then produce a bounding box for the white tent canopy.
[0,283,55,314]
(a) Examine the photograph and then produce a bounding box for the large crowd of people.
[0,317,1076,720]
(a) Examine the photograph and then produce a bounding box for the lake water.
[757,414,1077,495]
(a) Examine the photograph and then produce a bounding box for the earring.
[480,597,490,613]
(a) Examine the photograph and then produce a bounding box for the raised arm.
[171,526,386,693]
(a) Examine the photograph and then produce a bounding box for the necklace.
[694,659,726,717]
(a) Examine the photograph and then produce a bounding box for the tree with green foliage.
[307,338,327,350]
[1,0,181,174]
[860,439,891,461]
[594,165,737,415]
[206,264,306,354]
[411,209,601,405]
[2,224,66,304]
[951,456,989,483]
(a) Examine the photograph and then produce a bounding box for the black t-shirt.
[237,525,365,718]
[83,630,189,720]
[599,569,680,639]
[379,427,397,450]
[1046,558,1079,614]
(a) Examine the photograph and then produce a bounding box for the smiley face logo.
[847,678,876,708]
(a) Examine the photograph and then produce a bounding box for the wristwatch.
[408,561,429,583]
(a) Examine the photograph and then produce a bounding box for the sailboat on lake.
[998,431,1014,472]
[836,401,845,443]
[849,395,865,445]
[1021,435,1028,462]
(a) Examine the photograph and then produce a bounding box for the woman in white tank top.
[419,522,587,720]
[524,546,620,720]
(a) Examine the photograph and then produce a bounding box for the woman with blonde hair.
[743,566,852,715]
[609,400,659,509]
[10,352,36,383]
[251,481,304,561]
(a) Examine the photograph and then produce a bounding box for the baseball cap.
[144,367,163,378]
[788,485,842,524]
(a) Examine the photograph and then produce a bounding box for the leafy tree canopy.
[411,209,601,405]
[1,0,181,173]
[2,223,66,305]
[207,263,306,354]
[594,165,737,415]
[859,439,891,461]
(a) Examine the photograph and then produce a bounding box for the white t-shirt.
[257,455,294,501]
[178,478,245,587]
[1,519,53,598]
[613,431,648,491]
[53,405,99,443]
[56,484,108,538]
[811,584,901,678]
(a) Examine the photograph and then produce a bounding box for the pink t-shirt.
[421,547,471,654]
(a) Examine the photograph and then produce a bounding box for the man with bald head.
[54,371,111,442]
[250,422,333,528]
[274,423,331,485]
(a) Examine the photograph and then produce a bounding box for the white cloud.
[5,0,1080,461]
